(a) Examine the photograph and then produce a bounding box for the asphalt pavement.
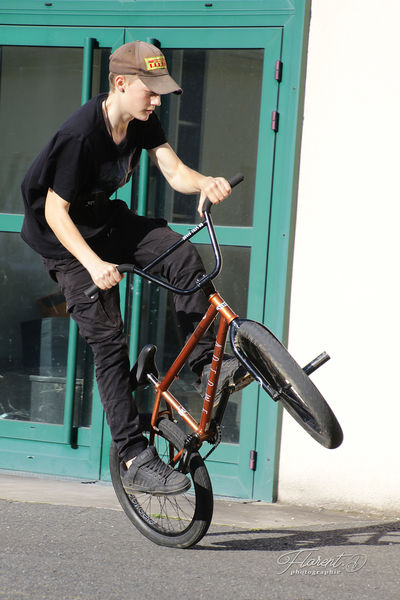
[1,472,399,600]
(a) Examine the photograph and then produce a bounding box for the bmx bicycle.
[86,173,343,549]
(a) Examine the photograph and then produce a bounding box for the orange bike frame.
[150,292,238,446]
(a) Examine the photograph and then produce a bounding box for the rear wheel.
[234,320,343,449]
[109,417,213,548]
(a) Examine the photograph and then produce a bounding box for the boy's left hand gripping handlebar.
[84,265,125,299]
[84,172,244,299]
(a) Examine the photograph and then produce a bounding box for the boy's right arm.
[44,188,123,290]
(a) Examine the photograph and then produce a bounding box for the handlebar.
[84,172,244,298]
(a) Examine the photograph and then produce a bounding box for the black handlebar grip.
[228,172,244,188]
[84,282,100,298]
[203,172,244,214]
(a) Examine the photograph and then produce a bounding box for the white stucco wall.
[279,0,400,512]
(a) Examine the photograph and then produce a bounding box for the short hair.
[108,72,139,92]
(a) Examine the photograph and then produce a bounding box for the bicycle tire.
[109,417,213,548]
[233,320,343,449]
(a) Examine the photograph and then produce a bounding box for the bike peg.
[302,352,330,376]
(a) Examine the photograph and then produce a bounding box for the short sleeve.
[139,113,167,150]
[36,132,90,204]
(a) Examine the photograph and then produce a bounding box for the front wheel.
[233,320,343,449]
[109,417,213,548]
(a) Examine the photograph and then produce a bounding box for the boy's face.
[122,76,162,121]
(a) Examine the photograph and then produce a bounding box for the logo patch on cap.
[144,56,167,71]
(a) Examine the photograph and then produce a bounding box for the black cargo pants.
[44,204,215,463]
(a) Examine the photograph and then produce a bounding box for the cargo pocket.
[70,287,124,344]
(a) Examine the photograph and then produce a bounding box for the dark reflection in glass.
[0,45,110,426]
[0,233,92,426]
[0,45,110,214]
[146,48,264,228]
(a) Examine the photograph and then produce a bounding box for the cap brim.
[138,73,182,95]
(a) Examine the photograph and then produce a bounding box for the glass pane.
[145,49,264,227]
[0,44,110,427]
[0,234,92,426]
[134,245,250,444]
[0,45,110,214]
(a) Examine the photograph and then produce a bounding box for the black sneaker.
[120,446,191,496]
[201,357,253,408]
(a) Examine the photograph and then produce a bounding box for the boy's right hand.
[87,259,124,290]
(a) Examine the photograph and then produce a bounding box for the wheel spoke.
[126,430,197,535]
[109,419,213,547]
[128,488,195,534]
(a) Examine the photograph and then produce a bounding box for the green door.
[0,25,283,499]
[100,27,283,500]
[0,26,125,478]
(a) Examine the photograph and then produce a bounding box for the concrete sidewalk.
[0,471,397,531]
[2,471,400,600]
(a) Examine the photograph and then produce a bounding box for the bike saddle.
[130,344,159,390]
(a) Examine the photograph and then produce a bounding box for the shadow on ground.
[196,519,400,552]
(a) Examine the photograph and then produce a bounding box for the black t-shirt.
[20,93,167,258]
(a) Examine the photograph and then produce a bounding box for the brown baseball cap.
[109,41,182,95]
